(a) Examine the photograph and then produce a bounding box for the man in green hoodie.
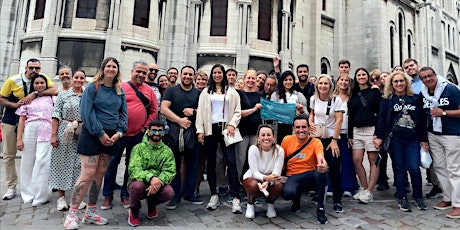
[127,119,176,227]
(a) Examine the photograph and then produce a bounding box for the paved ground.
[1,153,459,230]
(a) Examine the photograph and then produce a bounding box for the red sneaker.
[147,206,158,219]
[128,209,140,227]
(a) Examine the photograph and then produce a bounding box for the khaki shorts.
[352,126,379,152]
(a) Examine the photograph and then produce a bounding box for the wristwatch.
[332,137,339,141]
[34,91,39,98]
[442,111,447,116]
[117,132,123,138]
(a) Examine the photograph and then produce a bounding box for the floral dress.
[49,88,82,191]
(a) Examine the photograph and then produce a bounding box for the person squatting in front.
[127,119,176,227]
[281,116,329,224]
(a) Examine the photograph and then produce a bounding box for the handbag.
[310,99,332,139]
[420,148,432,169]
[164,122,197,151]
[222,128,243,146]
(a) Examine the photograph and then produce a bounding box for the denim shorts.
[77,126,121,156]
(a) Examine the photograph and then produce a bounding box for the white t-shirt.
[310,96,345,138]
[211,93,229,123]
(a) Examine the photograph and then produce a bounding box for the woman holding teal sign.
[270,71,308,144]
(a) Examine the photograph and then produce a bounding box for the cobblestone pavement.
[1,155,459,230]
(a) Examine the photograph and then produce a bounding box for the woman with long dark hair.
[16,74,55,206]
[270,70,308,143]
[348,67,382,204]
[196,64,242,213]
[64,57,127,229]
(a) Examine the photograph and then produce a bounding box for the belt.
[213,122,226,127]
[62,118,83,123]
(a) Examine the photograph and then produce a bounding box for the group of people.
[0,56,459,230]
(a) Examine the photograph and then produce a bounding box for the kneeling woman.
[242,125,284,219]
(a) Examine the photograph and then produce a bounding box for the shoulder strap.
[127,81,151,113]
[325,99,333,116]
[282,137,313,175]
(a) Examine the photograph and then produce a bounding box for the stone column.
[236,0,252,74]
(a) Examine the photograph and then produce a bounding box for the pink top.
[16,96,55,141]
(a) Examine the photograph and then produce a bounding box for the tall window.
[210,0,228,36]
[76,0,97,19]
[322,0,326,11]
[34,0,46,19]
[407,34,412,58]
[133,0,150,28]
[390,27,394,68]
[258,0,272,41]
[398,13,403,66]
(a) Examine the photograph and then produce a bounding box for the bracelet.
[332,137,339,141]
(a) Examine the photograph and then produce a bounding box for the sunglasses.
[149,68,159,73]
[370,76,380,82]
[392,79,405,84]
[28,66,41,70]
[150,129,165,135]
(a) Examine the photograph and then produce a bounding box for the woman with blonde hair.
[309,74,345,212]
[242,125,284,219]
[64,57,128,229]
[236,69,262,179]
[332,73,355,198]
[374,71,428,212]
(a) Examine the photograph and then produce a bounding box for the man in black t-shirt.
[293,64,315,111]
[160,66,203,209]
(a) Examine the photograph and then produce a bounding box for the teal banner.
[260,97,297,125]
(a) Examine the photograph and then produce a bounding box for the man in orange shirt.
[281,116,329,224]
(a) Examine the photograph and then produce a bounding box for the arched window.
[398,13,404,66]
[407,34,412,58]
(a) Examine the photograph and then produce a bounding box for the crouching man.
[127,119,176,226]
[281,116,329,224]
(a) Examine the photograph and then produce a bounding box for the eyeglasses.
[294,125,307,129]
[150,129,165,135]
[392,79,405,84]
[370,76,380,82]
[420,74,435,81]
[28,66,41,70]
[149,68,159,73]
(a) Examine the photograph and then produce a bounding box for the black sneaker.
[414,198,428,210]
[333,203,343,213]
[426,185,442,199]
[184,196,204,205]
[291,195,301,212]
[317,207,328,224]
[376,182,390,191]
[398,197,412,212]
[166,198,181,210]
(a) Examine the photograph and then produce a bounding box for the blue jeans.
[390,137,423,199]
[338,134,356,193]
[170,141,201,200]
[103,131,144,199]
[205,124,240,197]
[282,170,328,208]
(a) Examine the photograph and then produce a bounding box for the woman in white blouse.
[242,125,284,219]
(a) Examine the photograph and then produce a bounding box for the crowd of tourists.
[0,57,459,230]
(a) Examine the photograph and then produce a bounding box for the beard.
[298,76,308,83]
[147,74,156,82]
[148,134,162,142]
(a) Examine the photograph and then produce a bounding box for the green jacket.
[128,136,176,185]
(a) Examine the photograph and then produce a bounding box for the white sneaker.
[266,203,277,218]
[78,201,87,210]
[245,204,255,219]
[326,192,333,197]
[2,188,16,200]
[64,209,79,230]
[343,191,353,197]
[353,190,364,200]
[358,190,374,204]
[232,197,242,214]
[207,194,220,210]
[57,196,69,211]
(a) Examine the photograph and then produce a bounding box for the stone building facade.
[0,0,458,83]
